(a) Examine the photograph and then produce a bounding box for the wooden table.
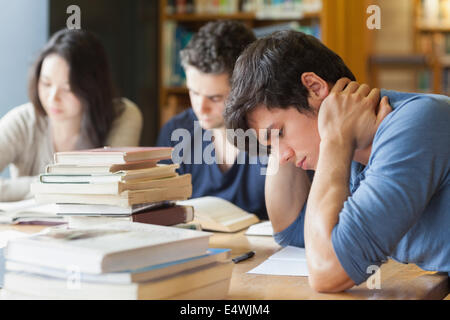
[210,230,449,300]
[1,225,448,300]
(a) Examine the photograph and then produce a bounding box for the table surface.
[1,224,449,300]
[209,229,449,300]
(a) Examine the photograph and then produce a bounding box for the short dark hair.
[180,20,256,77]
[224,30,356,133]
[28,29,116,147]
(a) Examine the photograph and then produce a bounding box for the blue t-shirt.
[156,108,268,220]
[274,89,450,284]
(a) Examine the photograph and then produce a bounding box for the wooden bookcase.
[413,0,450,94]
[369,0,450,95]
[157,0,371,129]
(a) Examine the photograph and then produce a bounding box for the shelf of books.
[414,0,450,94]
[158,0,323,128]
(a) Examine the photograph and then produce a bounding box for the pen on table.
[232,251,255,263]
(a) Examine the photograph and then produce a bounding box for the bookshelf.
[157,0,371,128]
[370,0,450,95]
[414,0,450,94]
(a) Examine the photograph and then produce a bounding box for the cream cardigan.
[0,98,143,201]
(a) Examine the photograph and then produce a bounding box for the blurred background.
[0,0,449,175]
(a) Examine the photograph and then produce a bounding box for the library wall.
[0,0,49,178]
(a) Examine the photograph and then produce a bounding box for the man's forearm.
[265,155,311,233]
[304,139,355,291]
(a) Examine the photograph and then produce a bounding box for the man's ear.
[301,72,330,105]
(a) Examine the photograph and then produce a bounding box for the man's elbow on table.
[307,262,356,293]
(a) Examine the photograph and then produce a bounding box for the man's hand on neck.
[304,79,392,292]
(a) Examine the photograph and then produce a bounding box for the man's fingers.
[331,77,352,93]
[356,83,370,97]
[343,81,360,94]
[376,96,392,125]
[367,88,381,108]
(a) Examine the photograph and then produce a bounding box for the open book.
[177,196,259,233]
[0,199,64,225]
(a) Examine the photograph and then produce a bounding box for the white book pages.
[247,246,309,277]
[0,199,61,224]
[245,221,273,236]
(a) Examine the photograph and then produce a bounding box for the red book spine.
[130,205,193,226]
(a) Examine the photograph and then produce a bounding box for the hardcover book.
[54,146,173,165]
[5,248,230,284]
[32,173,191,195]
[4,221,212,274]
[66,205,195,228]
[3,260,233,300]
[37,164,180,184]
[45,159,160,174]
[35,185,192,207]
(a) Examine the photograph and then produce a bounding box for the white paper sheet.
[247,246,309,276]
[0,199,37,212]
[245,221,273,236]
[0,199,60,224]
[0,230,29,248]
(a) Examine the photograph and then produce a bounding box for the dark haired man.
[157,20,268,219]
[225,30,450,292]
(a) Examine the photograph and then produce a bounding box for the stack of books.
[1,221,233,299]
[30,147,195,228]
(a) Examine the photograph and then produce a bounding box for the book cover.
[45,159,160,174]
[55,201,172,215]
[67,205,195,228]
[3,260,233,299]
[35,185,192,207]
[54,146,173,165]
[5,248,230,284]
[38,164,180,184]
[32,174,191,196]
[5,221,212,274]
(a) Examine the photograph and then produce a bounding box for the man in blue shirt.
[156,21,268,219]
[224,30,449,292]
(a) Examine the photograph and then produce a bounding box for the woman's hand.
[318,78,392,150]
